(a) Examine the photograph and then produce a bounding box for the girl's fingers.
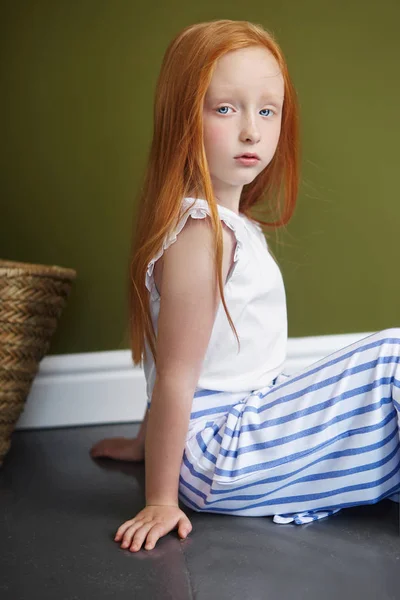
[115,514,149,540]
[178,518,192,538]
[126,522,156,552]
[115,510,191,551]
[115,518,136,540]
[143,524,164,550]
[116,520,145,544]
[114,519,137,540]
[119,523,144,548]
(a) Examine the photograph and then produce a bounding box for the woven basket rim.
[0,259,77,280]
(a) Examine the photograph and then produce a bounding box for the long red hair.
[128,19,300,368]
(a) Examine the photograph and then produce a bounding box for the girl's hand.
[114,504,193,552]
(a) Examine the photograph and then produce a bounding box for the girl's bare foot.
[90,437,145,462]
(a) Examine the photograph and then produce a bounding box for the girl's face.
[202,46,284,205]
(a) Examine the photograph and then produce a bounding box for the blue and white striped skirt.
[178,328,400,525]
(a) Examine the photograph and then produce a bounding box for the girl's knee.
[361,328,400,350]
[378,327,400,339]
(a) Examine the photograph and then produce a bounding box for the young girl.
[90,19,400,552]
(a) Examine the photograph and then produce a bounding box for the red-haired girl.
[91,19,400,552]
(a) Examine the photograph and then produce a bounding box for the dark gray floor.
[1,423,399,600]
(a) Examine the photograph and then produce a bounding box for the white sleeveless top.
[143,197,288,405]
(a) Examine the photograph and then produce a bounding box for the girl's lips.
[235,156,260,165]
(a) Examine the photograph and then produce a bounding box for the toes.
[90,443,105,456]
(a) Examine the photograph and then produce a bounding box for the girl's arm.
[145,375,196,505]
[144,216,232,506]
[136,406,149,447]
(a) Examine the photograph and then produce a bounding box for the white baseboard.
[14,332,375,430]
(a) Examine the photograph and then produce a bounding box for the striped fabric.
[178,329,400,525]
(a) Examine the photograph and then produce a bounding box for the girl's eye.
[216,106,274,117]
[260,108,273,117]
[216,106,231,115]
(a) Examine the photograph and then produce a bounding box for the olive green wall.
[1,1,399,355]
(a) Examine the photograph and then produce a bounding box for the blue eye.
[216,106,273,117]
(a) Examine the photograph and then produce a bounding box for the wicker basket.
[0,259,77,466]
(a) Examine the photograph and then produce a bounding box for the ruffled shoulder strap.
[145,197,246,298]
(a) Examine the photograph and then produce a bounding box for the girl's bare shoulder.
[153,217,236,296]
